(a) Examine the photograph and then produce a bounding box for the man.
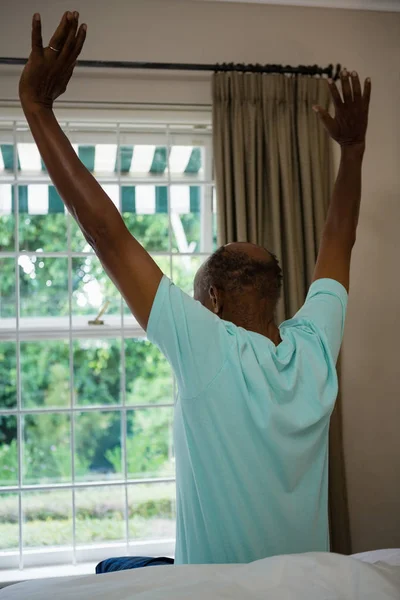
[19,12,370,567]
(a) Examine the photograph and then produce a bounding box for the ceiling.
[194,0,400,12]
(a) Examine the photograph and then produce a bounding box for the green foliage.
[0,215,14,252]
[0,206,202,548]
[0,337,175,484]
[0,343,17,412]
[0,486,174,524]
[0,440,18,485]
[0,485,175,549]
[106,405,173,479]
[0,259,16,318]
[19,214,67,253]
[0,515,175,549]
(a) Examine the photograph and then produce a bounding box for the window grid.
[0,119,214,569]
[13,123,24,570]
[1,478,176,494]
[117,122,131,555]
[0,402,174,416]
[66,120,77,565]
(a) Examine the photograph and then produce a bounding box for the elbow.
[67,207,101,250]
[83,224,111,253]
[68,203,127,255]
[76,218,102,251]
[81,220,126,256]
[83,227,101,251]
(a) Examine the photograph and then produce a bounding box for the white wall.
[1,0,399,553]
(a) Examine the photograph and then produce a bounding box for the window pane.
[128,482,175,541]
[73,339,121,406]
[21,341,70,408]
[122,186,170,252]
[22,490,72,549]
[74,410,122,482]
[75,485,125,546]
[0,342,17,409]
[123,214,170,252]
[72,256,120,325]
[119,145,167,179]
[0,257,16,319]
[126,408,174,480]
[170,185,201,253]
[125,339,173,406]
[0,415,18,486]
[16,139,47,180]
[0,492,19,552]
[153,255,171,277]
[0,136,15,180]
[18,185,67,252]
[172,255,207,297]
[0,184,14,251]
[23,413,71,485]
[74,143,118,179]
[19,257,68,318]
[168,146,203,180]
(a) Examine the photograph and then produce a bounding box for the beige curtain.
[212,71,351,554]
[328,358,352,554]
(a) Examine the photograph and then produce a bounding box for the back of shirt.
[147,277,348,564]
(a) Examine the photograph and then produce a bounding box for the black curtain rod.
[0,57,341,79]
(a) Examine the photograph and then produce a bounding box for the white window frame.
[0,108,213,572]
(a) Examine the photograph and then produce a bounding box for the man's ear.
[209,286,223,316]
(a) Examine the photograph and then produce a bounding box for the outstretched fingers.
[363,77,371,111]
[350,71,362,104]
[69,23,87,64]
[327,78,343,111]
[340,69,353,104]
[57,11,80,65]
[31,13,43,55]
[48,11,72,53]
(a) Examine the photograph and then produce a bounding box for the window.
[0,118,216,570]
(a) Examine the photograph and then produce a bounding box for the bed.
[1,550,399,599]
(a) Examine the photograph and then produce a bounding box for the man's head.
[194,242,282,327]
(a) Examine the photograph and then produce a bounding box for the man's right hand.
[313,70,371,149]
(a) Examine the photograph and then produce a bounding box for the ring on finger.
[49,45,60,53]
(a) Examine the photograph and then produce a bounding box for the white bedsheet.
[352,548,400,566]
[1,551,399,599]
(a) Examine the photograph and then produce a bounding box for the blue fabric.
[96,556,174,573]
[147,276,348,565]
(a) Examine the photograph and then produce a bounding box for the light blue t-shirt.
[147,276,348,565]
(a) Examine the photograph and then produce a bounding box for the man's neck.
[227,313,282,346]
[250,321,282,346]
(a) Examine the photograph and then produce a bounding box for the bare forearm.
[323,143,365,248]
[313,144,365,290]
[22,104,124,247]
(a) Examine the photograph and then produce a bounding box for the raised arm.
[19,12,163,329]
[312,70,371,291]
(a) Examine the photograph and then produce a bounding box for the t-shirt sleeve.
[146,275,233,399]
[286,278,348,363]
